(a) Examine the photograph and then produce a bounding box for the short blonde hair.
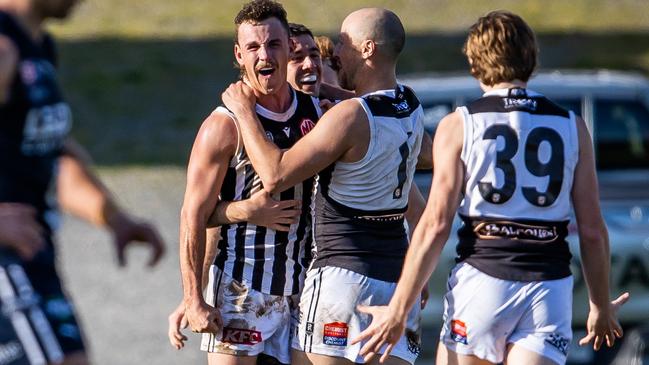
[463,11,537,86]
[315,35,335,59]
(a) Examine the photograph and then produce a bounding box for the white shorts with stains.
[292,266,421,364]
[201,265,298,363]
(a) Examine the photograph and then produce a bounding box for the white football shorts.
[293,266,422,364]
[439,262,573,365]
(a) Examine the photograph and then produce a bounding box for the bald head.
[341,8,405,61]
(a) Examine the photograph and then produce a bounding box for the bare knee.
[59,351,90,365]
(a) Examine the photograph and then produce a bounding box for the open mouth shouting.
[258,66,276,77]
[299,74,318,85]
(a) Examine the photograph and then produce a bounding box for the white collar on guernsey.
[358,84,404,98]
[255,87,297,122]
[482,87,543,98]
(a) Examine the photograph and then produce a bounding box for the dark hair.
[463,10,538,85]
[234,0,290,43]
[288,23,314,39]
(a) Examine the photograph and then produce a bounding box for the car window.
[554,99,581,117]
[594,99,649,170]
[422,101,453,134]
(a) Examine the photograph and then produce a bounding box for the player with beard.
[179,1,324,364]
[0,0,165,364]
[351,11,629,365]
[222,8,424,365]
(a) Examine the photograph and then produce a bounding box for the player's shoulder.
[194,107,239,152]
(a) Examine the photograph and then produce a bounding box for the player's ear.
[289,37,296,54]
[234,43,244,66]
[360,39,375,59]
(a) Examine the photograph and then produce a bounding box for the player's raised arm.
[353,110,464,362]
[222,81,363,194]
[179,113,236,334]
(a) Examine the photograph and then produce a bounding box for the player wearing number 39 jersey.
[355,10,629,365]
[222,8,425,365]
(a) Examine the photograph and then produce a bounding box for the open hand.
[579,292,630,350]
[352,305,406,363]
[168,302,189,349]
[108,213,165,267]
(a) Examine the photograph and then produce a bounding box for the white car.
[403,70,649,364]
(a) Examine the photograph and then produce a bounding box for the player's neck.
[481,80,528,92]
[354,66,397,96]
[255,82,293,114]
[0,1,45,41]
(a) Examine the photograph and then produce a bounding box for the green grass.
[50,0,649,38]
[45,0,649,165]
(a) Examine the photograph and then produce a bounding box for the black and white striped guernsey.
[213,88,321,296]
[311,85,424,283]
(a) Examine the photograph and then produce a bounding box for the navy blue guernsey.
[310,85,424,283]
[214,89,321,296]
[0,12,72,261]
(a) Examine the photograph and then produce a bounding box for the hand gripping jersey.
[0,11,72,239]
[456,88,579,281]
[213,88,321,296]
[311,85,424,282]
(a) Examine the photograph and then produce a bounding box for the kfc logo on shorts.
[300,119,316,136]
[450,319,468,345]
[221,327,262,345]
[323,322,348,346]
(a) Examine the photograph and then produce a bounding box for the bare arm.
[59,139,165,266]
[180,113,236,333]
[572,116,627,349]
[416,131,433,170]
[319,82,355,101]
[353,110,465,362]
[208,190,301,231]
[222,81,365,194]
[0,35,18,104]
[404,183,426,238]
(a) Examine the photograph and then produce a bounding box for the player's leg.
[208,352,257,365]
[59,351,90,365]
[436,342,496,365]
[505,344,560,365]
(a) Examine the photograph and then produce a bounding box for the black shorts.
[0,248,85,361]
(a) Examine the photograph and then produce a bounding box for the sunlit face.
[334,22,362,91]
[33,0,80,19]
[287,34,322,96]
[235,18,290,96]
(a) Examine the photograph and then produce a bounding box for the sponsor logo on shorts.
[305,322,314,335]
[474,220,558,243]
[450,319,468,345]
[545,333,569,355]
[405,329,421,356]
[222,327,262,345]
[323,322,348,346]
[300,119,315,136]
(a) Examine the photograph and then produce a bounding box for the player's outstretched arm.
[180,113,236,334]
[352,110,464,363]
[571,116,630,350]
[222,81,362,194]
[0,35,18,104]
[208,190,301,232]
[59,139,165,267]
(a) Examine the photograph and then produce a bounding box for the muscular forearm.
[237,109,286,192]
[208,200,250,226]
[580,230,612,309]
[405,184,426,238]
[180,214,208,303]
[390,221,448,318]
[58,149,121,227]
[416,132,433,170]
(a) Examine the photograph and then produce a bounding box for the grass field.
[45,0,649,165]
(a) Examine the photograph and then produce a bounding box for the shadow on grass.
[58,31,649,166]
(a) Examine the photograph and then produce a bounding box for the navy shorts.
[0,248,85,362]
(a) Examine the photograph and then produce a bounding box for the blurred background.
[49,0,649,364]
